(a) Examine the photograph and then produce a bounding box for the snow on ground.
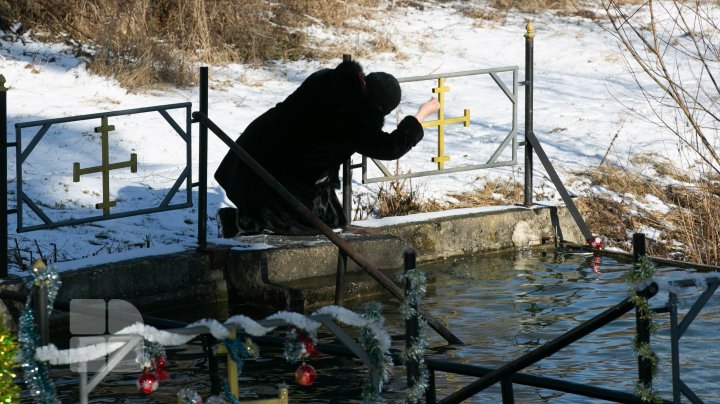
[0,2,710,276]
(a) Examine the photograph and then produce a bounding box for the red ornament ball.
[136,371,159,394]
[295,363,317,386]
[588,236,603,249]
[299,334,318,357]
[155,367,170,381]
[155,356,167,368]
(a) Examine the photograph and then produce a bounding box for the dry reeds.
[0,0,380,90]
[447,178,523,207]
[575,160,720,266]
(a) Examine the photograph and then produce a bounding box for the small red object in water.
[136,371,159,394]
[155,367,170,381]
[588,237,603,249]
[299,334,318,357]
[155,356,167,369]
[295,363,317,386]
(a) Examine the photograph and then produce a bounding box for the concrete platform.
[0,204,585,323]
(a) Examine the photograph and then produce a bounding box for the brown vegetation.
[0,0,380,90]
[575,158,720,266]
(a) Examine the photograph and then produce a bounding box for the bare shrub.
[0,0,381,89]
[447,178,523,207]
[575,161,720,266]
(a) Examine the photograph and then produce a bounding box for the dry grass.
[0,0,380,90]
[376,176,523,218]
[574,159,720,266]
[447,178,524,207]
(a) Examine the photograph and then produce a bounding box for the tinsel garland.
[31,303,394,403]
[19,262,61,403]
[626,256,660,404]
[0,315,20,402]
[397,268,429,403]
[359,302,394,404]
[283,328,308,364]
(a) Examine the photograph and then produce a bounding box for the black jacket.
[214,60,424,234]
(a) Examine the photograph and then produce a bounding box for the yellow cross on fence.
[421,77,470,170]
[72,116,137,215]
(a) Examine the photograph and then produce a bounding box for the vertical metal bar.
[334,251,347,305]
[501,378,515,403]
[203,334,222,395]
[523,22,535,207]
[341,54,353,224]
[633,233,653,387]
[404,247,420,401]
[336,54,352,306]
[426,369,437,404]
[512,68,518,164]
[0,75,7,278]
[198,67,208,250]
[633,233,646,263]
[343,159,352,224]
[33,282,49,346]
[79,361,89,404]
[669,292,681,403]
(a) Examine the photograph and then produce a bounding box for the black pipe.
[337,54,352,307]
[192,111,463,345]
[1,75,7,278]
[523,23,534,207]
[426,358,668,403]
[32,283,49,345]
[439,283,659,403]
[632,233,653,388]
[198,67,208,250]
[525,130,593,241]
[632,233,646,263]
[501,378,514,403]
[203,334,222,395]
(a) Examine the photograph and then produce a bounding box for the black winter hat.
[366,72,401,115]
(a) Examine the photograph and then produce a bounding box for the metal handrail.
[437,282,660,403]
[192,108,463,345]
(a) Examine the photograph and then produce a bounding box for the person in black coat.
[214,59,439,236]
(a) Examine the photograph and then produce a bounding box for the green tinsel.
[397,269,429,404]
[18,261,60,403]
[626,256,661,403]
[0,315,20,403]
[360,302,393,404]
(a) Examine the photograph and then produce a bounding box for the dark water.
[35,251,720,403]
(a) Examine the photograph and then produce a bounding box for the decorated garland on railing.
[33,304,392,401]
[18,261,60,403]
[398,268,429,403]
[626,256,660,404]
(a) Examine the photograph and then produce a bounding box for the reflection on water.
[39,251,720,403]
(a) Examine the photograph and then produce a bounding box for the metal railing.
[415,233,720,403]
[361,65,519,183]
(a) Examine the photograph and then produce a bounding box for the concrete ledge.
[1,204,587,322]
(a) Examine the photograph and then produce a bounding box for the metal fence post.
[0,75,7,278]
[632,233,653,388]
[198,67,208,250]
[202,334,222,395]
[523,22,535,207]
[335,54,352,306]
[404,247,420,402]
[668,292,681,403]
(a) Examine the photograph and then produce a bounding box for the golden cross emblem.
[72,116,137,215]
[422,77,470,170]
